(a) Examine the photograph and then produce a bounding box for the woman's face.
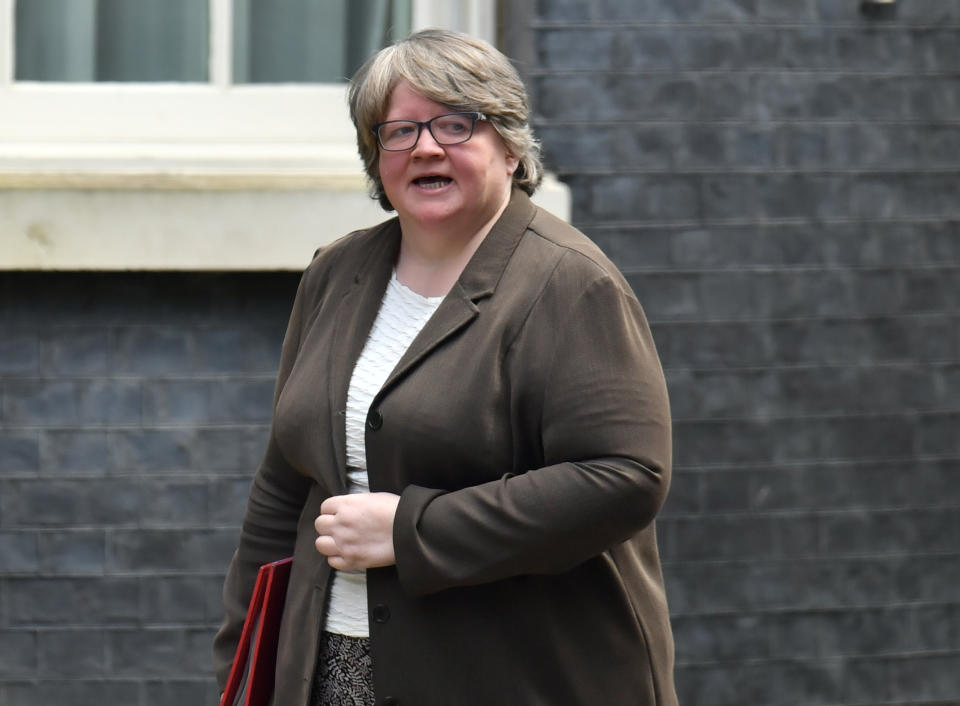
[377,81,518,239]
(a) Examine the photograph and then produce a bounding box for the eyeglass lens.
[378,113,477,151]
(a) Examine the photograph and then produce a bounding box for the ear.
[505,153,519,176]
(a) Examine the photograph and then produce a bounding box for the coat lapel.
[376,189,538,402]
[324,190,538,474]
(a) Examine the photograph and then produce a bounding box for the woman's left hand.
[314,492,400,570]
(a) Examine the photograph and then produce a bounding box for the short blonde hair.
[348,28,543,211]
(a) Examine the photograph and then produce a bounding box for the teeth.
[415,176,451,189]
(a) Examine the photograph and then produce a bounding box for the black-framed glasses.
[372,112,488,152]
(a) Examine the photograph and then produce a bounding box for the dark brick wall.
[2,3,959,704]
[503,0,960,704]
[0,273,298,705]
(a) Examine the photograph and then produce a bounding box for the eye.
[438,116,468,133]
[383,122,416,141]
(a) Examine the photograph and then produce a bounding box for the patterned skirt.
[310,632,375,706]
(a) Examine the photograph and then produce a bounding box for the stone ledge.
[0,172,571,271]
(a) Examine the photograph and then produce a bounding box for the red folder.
[220,557,293,706]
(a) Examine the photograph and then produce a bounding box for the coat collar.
[349,187,538,302]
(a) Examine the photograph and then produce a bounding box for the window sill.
[0,168,571,271]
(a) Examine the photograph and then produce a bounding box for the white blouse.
[324,271,443,637]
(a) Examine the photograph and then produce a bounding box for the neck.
[395,191,511,298]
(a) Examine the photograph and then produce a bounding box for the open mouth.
[413,176,453,189]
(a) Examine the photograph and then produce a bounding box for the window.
[0,0,567,271]
[0,0,495,176]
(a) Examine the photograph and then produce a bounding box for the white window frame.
[0,0,496,178]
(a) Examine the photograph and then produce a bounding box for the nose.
[411,125,445,157]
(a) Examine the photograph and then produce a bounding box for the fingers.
[319,495,343,516]
[312,493,400,570]
[314,534,339,557]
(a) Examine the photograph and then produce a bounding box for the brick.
[918,410,960,457]
[0,329,40,374]
[192,326,284,374]
[6,578,138,627]
[698,467,757,512]
[138,480,208,526]
[657,468,700,516]
[143,680,218,706]
[696,0,757,22]
[888,653,960,701]
[833,29,914,73]
[678,660,842,706]
[37,529,106,574]
[839,658,891,704]
[109,528,237,573]
[665,560,812,614]
[109,430,192,473]
[141,377,274,425]
[898,0,960,25]
[43,328,109,375]
[675,665,739,706]
[677,126,732,168]
[0,432,39,473]
[779,27,834,69]
[2,378,141,426]
[37,629,106,677]
[700,174,754,220]
[109,427,268,475]
[820,508,959,556]
[0,479,140,527]
[775,125,828,168]
[626,272,701,320]
[910,76,960,121]
[537,28,617,71]
[0,680,140,706]
[0,531,38,572]
[0,630,37,676]
[184,627,218,675]
[698,74,754,120]
[672,613,772,662]
[757,0,816,21]
[208,477,254,526]
[902,267,958,312]
[820,607,916,657]
[188,427,270,473]
[925,221,960,264]
[777,514,819,556]
[140,576,220,624]
[108,627,215,677]
[589,175,700,223]
[537,125,626,172]
[110,327,192,374]
[535,0,593,22]
[911,603,960,652]
[777,174,851,220]
[665,515,778,561]
[654,321,772,367]
[682,28,746,70]
[40,430,110,475]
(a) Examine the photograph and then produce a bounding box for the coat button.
[372,604,390,623]
[367,409,383,430]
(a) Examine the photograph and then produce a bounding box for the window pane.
[233,0,411,84]
[15,0,209,82]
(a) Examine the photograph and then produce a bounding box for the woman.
[214,29,677,706]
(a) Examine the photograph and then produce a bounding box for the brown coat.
[214,190,677,706]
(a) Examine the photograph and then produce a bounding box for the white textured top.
[325,271,443,637]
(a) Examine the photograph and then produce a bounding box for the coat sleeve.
[393,261,672,596]
[212,268,316,689]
